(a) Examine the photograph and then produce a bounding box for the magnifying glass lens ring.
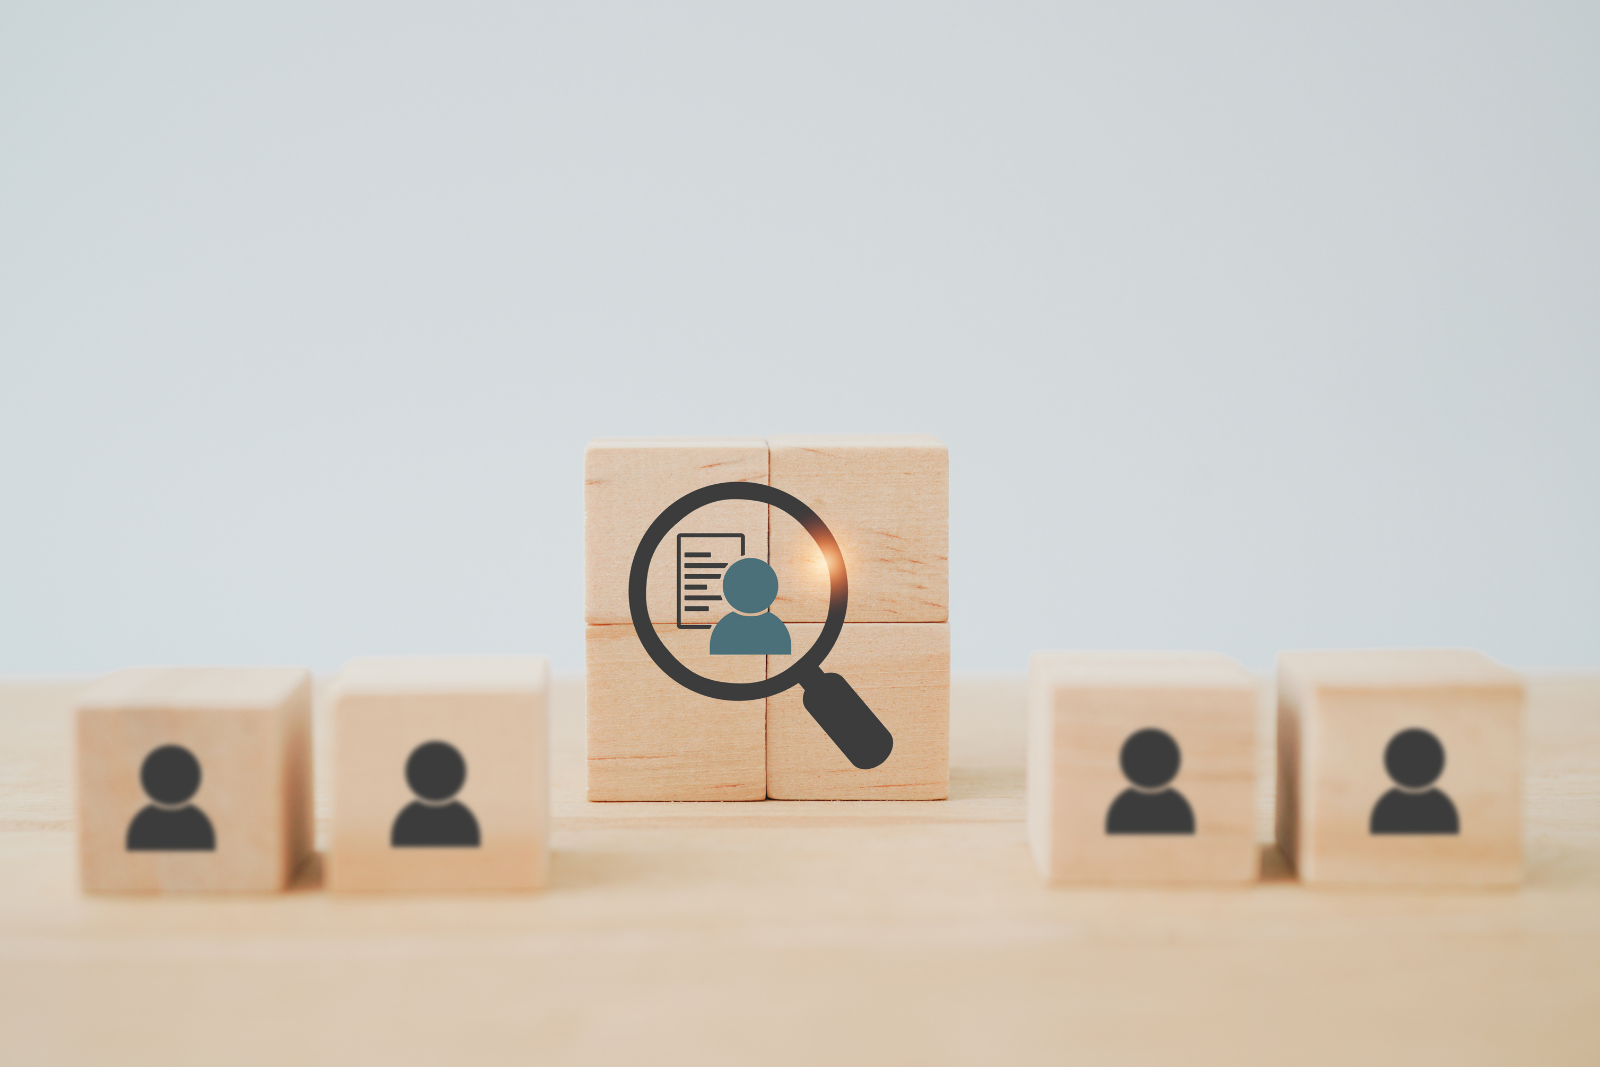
[628,482,849,702]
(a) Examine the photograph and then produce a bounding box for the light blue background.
[3,2,1596,674]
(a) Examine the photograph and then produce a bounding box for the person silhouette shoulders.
[392,741,481,847]
[1370,728,1459,834]
[1106,728,1195,834]
[127,744,216,851]
[709,557,791,655]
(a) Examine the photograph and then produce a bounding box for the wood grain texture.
[766,622,949,800]
[585,624,765,801]
[1278,649,1524,886]
[328,656,548,892]
[1029,652,1259,884]
[767,434,947,623]
[2,674,1598,1066]
[75,668,312,893]
[584,436,768,626]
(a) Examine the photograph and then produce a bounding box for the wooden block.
[766,623,949,800]
[1277,648,1523,886]
[1028,652,1259,884]
[767,434,947,623]
[586,624,765,801]
[75,667,312,892]
[585,437,769,626]
[327,655,548,892]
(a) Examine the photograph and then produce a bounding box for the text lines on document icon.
[677,532,745,629]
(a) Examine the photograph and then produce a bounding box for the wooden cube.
[766,623,949,800]
[1028,652,1259,884]
[1277,648,1523,886]
[585,437,769,626]
[767,434,947,624]
[586,624,765,801]
[75,667,313,893]
[327,656,549,892]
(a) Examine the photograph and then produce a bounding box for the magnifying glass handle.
[800,670,894,770]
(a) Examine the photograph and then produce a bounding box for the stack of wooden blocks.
[584,434,951,801]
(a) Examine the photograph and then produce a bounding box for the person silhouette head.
[1371,727,1459,834]
[723,558,779,615]
[1106,728,1194,834]
[1120,728,1180,791]
[126,744,216,851]
[1384,728,1445,790]
[393,741,481,847]
[142,744,202,806]
[406,740,466,804]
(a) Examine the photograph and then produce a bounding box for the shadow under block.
[327,656,549,892]
[586,624,766,801]
[767,434,947,623]
[1027,652,1259,884]
[766,623,949,800]
[1277,648,1523,886]
[75,667,313,893]
[585,436,769,626]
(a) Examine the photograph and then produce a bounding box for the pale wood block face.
[1278,649,1523,886]
[584,437,769,626]
[586,624,766,800]
[75,667,312,892]
[767,434,947,624]
[1028,652,1259,884]
[766,623,949,800]
[327,656,549,892]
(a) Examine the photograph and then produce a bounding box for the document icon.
[677,532,745,629]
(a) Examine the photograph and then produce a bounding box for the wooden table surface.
[2,673,1597,1065]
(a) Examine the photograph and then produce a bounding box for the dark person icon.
[126,744,216,851]
[391,741,481,847]
[1106,728,1195,834]
[1370,727,1459,834]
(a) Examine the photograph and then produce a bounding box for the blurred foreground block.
[1277,648,1523,886]
[1028,652,1259,884]
[328,655,549,891]
[76,667,312,892]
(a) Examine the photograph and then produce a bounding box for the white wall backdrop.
[2,2,1596,675]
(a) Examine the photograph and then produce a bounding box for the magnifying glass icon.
[629,482,894,770]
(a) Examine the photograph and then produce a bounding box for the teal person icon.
[709,558,792,655]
